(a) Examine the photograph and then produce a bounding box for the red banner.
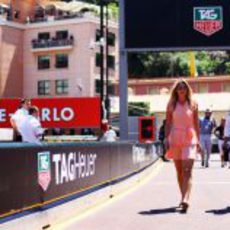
[0,98,101,128]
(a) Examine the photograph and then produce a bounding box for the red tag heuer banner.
[193,6,223,36]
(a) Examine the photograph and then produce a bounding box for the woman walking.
[165,79,201,213]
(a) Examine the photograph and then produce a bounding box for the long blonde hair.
[169,79,193,110]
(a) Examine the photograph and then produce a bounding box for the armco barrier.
[0,141,161,222]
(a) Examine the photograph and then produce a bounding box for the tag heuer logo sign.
[38,152,51,191]
[193,7,223,36]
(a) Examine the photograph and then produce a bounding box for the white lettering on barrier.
[41,107,75,122]
[53,108,60,122]
[132,146,146,164]
[0,109,6,122]
[68,153,75,181]
[53,152,97,185]
[61,108,74,121]
[42,108,51,122]
[60,154,68,183]
[53,154,61,184]
[0,107,75,124]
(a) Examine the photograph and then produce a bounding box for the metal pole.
[105,3,110,120]
[100,0,104,120]
[119,0,128,140]
[9,0,13,21]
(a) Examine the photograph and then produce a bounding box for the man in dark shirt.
[214,118,225,167]
[158,119,169,162]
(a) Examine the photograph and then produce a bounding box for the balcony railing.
[32,37,74,50]
[29,13,84,24]
[28,12,118,24]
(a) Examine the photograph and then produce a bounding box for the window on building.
[96,29,101,42]
[149,87,159,95]
[56,30,68,40]
[198,84,208,93]
[55,54,68,68]
[96,30,115,46]
[108,32,116,46]
[95,79,101,94]
[14,10,20,19]
[56,80,68,95]
[128,87,135,95]
[38,80,50,95]
[38,55,50,70]
[95,53,102,67]
[108,81,115,95]
[38,32,50,40]
[223,83,230,92]
[108,55,115,69]
[95,80,114,95]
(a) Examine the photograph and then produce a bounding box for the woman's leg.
[173,159,183,201]
[181,159,194,203]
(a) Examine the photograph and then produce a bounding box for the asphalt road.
[57,155,230,230]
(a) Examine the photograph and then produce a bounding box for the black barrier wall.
[0,142,160,220]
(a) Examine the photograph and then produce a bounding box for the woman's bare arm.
[165,103,173,143]
[193,102,200,143]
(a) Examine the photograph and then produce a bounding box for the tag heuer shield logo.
[38,152,51,191]
[193,7,223,36]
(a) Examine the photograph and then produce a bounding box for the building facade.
[114,76,230,96]
[0,0,119,98]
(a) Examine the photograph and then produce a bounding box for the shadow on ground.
[139,207,178,215]
[206,207,230,215]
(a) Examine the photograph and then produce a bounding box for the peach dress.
[168,102,198,160]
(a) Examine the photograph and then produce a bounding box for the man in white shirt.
[10,98,31,141]
[19,106,44,144]
[103,126,117,142]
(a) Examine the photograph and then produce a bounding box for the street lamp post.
[100,0,104,120]
[105,2,110,120]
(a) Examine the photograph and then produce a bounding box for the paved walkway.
[58,155,230,230]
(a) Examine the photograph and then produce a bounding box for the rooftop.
[0,0,118,25]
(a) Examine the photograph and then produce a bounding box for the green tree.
[129,51,230,78]
[128,102,150,116]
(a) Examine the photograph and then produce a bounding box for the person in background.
[99,119,109,141]
[199,109,216,168]
[19,106,44,144]
[81,128,95,136]
[158,119,169,162]
[101,119,109,133]
[52,128,64,136]
[10,98,31,142]
[102,126,117,142]
[214,118,226,167]
[165,79,201,213]
[223,112,230,168]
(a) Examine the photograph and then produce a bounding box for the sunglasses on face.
[177,84,187,90]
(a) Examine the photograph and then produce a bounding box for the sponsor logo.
[52,152,97,185]
[38,152,51,191]
[151,145,157,156]
[193,6,223,36]
[132,146,146,164]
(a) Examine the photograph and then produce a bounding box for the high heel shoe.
[180,202,189,214]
